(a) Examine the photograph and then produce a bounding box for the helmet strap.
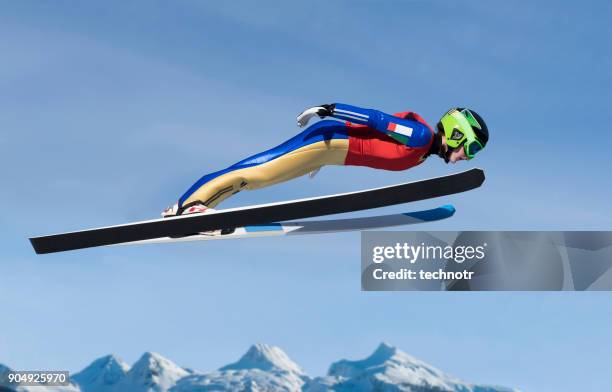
[428,130,452,162]
[440,147,452,163]
[428,131,443,158]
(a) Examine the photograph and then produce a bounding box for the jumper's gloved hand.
[296,104,335,127]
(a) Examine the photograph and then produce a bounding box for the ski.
[120,205,456,245]
[29,168,484,254]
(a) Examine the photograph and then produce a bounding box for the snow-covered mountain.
[304,342,516,392]
[72,354,129,392]
[1,343,519,392]
[172,344,306,392]
[113,352,189,392]
[220,344,305,375]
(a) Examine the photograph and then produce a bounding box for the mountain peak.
[137,351,163,362]
[93,354,129,370]
[118,352,189,392]
[72,354,129,390]
[220,343,305,375]
[323,343,514,392]
[371,342,398,360]
[328,342,441,380]
[130,351,187,374]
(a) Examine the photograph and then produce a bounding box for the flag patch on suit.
[387,122,413,137]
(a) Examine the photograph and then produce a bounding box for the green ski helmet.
[438,108,489,159]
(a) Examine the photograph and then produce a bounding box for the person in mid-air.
[162,103,489,217]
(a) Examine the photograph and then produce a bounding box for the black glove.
[296,104,335,127]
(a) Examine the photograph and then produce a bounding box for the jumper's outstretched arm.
[297,103,431,147]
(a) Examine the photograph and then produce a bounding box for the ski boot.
[161,202,214,218]
[161,202,235,236]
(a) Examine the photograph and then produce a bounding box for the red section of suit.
[344,111,434,171]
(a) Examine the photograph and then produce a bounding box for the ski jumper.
[178,103,434,210]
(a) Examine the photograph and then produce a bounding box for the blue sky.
[1,1,611,391]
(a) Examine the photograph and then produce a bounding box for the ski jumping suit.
[178,103,435,210]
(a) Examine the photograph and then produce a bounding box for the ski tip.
[472,167,486,183]
[440,204,456,214]
[402,205,456,221]
[29,236,60,254]
[29,237,44,255]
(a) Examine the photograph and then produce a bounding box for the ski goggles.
[463,138,484,159]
